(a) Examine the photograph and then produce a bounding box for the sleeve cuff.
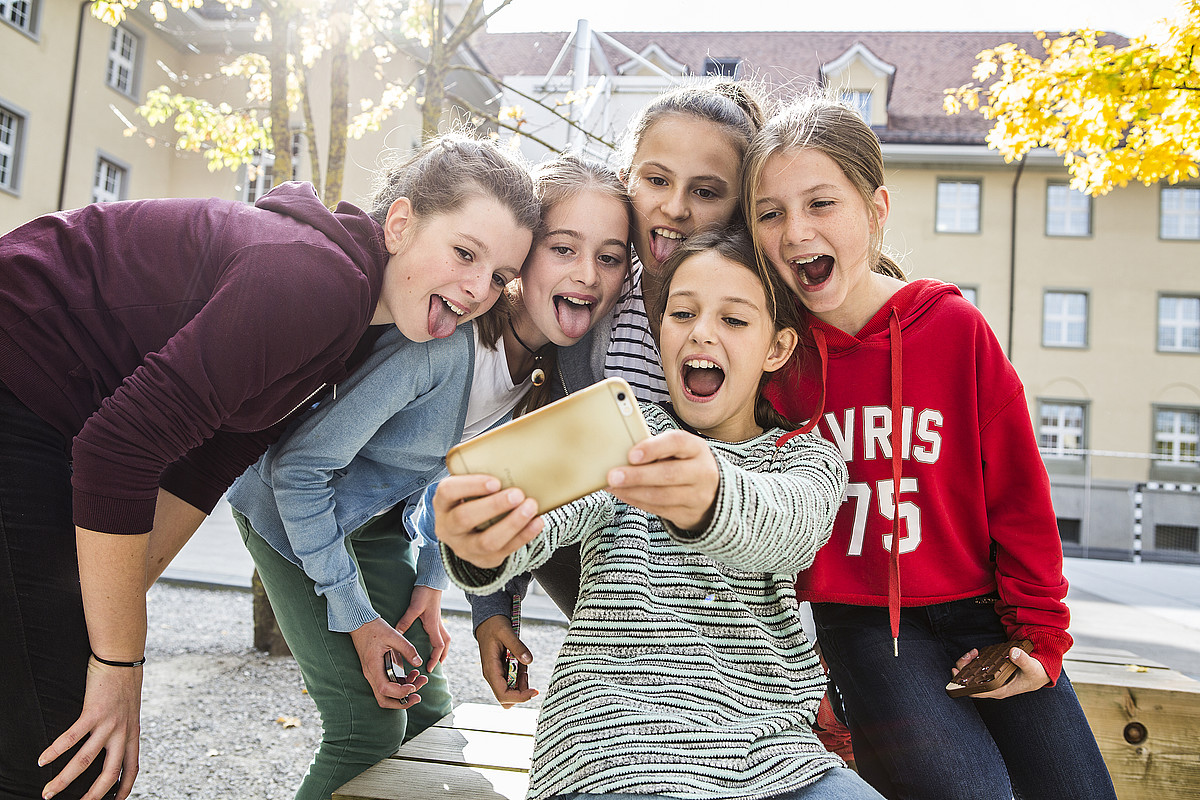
[321,578,381,633]
[415,538,450,591]
[1022,626,1073,686]
[441,542,511,596]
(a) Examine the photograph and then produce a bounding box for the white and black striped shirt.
[604,259,669,403]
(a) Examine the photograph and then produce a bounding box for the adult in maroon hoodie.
[0,134,538,800]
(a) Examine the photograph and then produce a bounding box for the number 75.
[842,479,922,556]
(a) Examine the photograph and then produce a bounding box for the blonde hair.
[742,92,906,282]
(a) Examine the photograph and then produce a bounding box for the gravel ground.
[133,583,566,799]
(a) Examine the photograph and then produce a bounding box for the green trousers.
[235,505,453,800]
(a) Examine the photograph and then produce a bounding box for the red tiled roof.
[469,30,1128,144]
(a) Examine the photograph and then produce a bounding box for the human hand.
[606,429,720,531]
[349,617,428,710]
[39,657,142,800]
[395,585,451,669]
[952,644,1050,699]
[434,475,543,569]
[475,615,537,708]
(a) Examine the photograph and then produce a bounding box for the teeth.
[561,296,592,306]
[790,255,821,265]
[685,358,720,369]
[441,296,466,316]
[654,228,684,240]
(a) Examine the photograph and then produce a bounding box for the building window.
[1038,402,1085,458]
[1156,524,1199,553]
[0,103,23,192]
[241,156,275,203]
[92,157,126,203]
[702,57,741,77]
[1057,518,1082,545]
[1154,408,1199,467]
[106,26,139,96]
[935,180,980,233]
[0,0,36,33]
[956,285,978,306]
[1046,183,1091,237]
[840,91,873,124]
[1042,291,1088,348]
[1160,186,1200,240]
[1158,295,1200,353]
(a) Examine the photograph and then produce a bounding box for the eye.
[646,176,668,187]
[454,246,474,262]
[598,252,626,267]
[550,245,574,256]
[668,310,695,321]
[723,316,749,328]
[812,199,836,210]
[757,209,782,223]
[694,187,719,200]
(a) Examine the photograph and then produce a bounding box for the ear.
[383,197,414,254]
[870,184,890,232]
[762,326,798,374]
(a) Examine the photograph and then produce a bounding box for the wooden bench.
[333,703,536,800]
[335,648,1200,800]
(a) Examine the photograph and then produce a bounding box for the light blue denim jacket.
[227,324,474,633]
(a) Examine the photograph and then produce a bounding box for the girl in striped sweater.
[435,229,883,800]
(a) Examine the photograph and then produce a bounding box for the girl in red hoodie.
[743,95,1116,800]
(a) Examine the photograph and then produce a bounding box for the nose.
[573,254,600,288]
[784,211,814,246]
[461,267,494,303]
[690,313,717,344]
[661,186,690,221]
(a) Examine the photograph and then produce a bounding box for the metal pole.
[569,19,590,151]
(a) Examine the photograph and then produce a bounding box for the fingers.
[425,621,450,670]
[438,486,544,569]
[475,616,537,708]
[950,648,978,677]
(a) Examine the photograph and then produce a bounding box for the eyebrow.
[669,288,761,310]
[755,183,841,206]
[545,228,630,250]
[458,233,489,254]
[641,161,730,188]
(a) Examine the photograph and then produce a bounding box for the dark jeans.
[0,384,116,800]
[812,598,1117,800]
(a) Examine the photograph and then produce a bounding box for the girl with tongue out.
[226,153,630,800]
[744,95,1115,800]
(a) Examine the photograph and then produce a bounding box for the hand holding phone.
[945,639,1033,698]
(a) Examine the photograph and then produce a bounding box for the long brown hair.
[648,226,802,432]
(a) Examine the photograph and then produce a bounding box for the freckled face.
[626,114,743,275]
[517,190,631,348]
[659,251,796,443]
[372,195,533,342]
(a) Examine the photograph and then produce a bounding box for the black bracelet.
[91,652,146,668]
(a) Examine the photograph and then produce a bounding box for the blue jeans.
[812,598,1117,800]
[0,383,118,800]
[551,767,885,800]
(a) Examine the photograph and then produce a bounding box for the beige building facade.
[3,14,1198,559]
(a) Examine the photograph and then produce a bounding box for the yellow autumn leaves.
[945,0,1200,196]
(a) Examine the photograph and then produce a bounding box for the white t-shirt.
[460,324,533,441]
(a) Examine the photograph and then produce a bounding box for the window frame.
[0,99,26,195]
[955,285,979,307]
[934,178,981,235]
[702,57,742,78]
[240,153,276,204]
[1045,181,1092,238]
[0,0,38,36]
[1152,406,1199,472]
[92,154,129,203]
[1037,399,1087,460]
[1041,290,1089,349]
[1160,185,1200,241]
[1157,294,1200,354]
[105,24,141,98]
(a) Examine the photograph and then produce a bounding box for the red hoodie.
[768,279,1072,683]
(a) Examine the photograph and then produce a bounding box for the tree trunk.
[252,568,291,656]
[323,0,352,205]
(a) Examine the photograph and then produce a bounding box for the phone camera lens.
[617,392,626,401]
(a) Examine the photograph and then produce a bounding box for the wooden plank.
[397,727,535,772]
[1071,661,1200,800]
[1066,646,1170,671]
[333,758,528,800]
[431,703,538,736]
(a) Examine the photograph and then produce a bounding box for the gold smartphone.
[445,377,651,515]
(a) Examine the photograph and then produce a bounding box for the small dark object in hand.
[945,639,1033,698]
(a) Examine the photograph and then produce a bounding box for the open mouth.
[790,254,835,288]
[682,358,725,400]
[428,294,467,339]
[649,227,685,265]
[553,294,594,340]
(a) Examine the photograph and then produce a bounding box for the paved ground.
[167,498,1200,680]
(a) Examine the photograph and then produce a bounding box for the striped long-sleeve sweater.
[444,403,849,800]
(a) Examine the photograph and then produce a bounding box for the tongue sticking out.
[554,296,593,340]
[684,366,725,398]
[427,295,460,339]
[650,231,683,266]
[799,255,835,286]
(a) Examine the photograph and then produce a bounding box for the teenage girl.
[435,228,883,800]
[226,154,631,800]
[467,78,770,706]
[0,132,537,800]
[743,94,1117,800]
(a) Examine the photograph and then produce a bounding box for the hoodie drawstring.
[887,309,903,656]
[776,328,829,447]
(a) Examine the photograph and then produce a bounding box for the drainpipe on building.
[57,0,91,211]
[1006,158,1026,360]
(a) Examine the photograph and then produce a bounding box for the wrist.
[91,652,146,668]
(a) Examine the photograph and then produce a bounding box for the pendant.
[531,367,546,386]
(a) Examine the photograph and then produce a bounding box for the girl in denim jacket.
[227,154,632,800]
